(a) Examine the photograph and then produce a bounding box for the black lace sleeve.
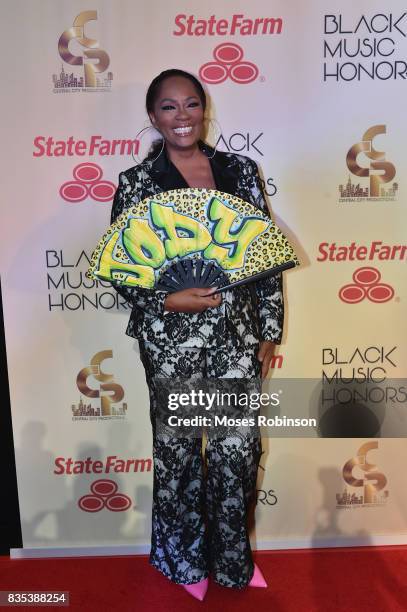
[247,159,284,344]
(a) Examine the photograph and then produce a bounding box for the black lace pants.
[138,340,262,589]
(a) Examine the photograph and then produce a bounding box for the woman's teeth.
[173,126,193,136]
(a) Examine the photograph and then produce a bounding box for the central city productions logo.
[339,267,395,304]
[60,163,116,203]
[336,442,388,508]
[72,350,126,420]
[78,479,132,512]
[53,11,112,92]
[339,125,397,202]
[199,43,259,84]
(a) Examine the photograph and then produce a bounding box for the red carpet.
[1,547,407,611]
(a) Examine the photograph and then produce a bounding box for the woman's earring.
[204,117,222,159]
[132,125,164,164]
[149,137,165,163]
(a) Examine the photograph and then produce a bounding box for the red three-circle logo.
[199,43,259,84]
[60,163,116,203]
[339,267,394,304]
[78,479,132,512]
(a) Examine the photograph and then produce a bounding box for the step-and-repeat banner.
[2,0,407,553]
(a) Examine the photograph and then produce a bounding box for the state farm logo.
[316,242,402,304]
[200,43,259,84]
[60,163,116,203]
[33,136,138,157]
[339,267,394,304]
[54,455,152,474]
[78,479,132,512]
[173,14,283,37]
[317,241,407,263]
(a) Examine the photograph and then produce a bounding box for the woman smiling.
[110,69,284,601]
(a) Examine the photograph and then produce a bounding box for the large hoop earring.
[203,117,222,159]
[132,125,165,164]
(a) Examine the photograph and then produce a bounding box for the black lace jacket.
[110,141,284,348]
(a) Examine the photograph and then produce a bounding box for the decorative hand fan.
[87,188,299,293]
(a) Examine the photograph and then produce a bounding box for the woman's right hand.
[164,287,222,314]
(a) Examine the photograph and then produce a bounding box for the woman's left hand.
[257,341,276,379]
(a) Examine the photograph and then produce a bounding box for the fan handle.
[212,261,296,295]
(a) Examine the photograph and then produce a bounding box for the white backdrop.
[1,0,407,555]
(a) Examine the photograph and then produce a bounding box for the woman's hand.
[164,287,222,314]
[257,340,276,379]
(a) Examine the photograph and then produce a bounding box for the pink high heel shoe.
[182,577,209,601]
[248,563,268,588]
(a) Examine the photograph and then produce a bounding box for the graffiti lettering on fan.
[95,197,268,288]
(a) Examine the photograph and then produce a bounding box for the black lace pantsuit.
[110,143,285,588]
[139,340,262,589]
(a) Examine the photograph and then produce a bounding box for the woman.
[111,69,284,600]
